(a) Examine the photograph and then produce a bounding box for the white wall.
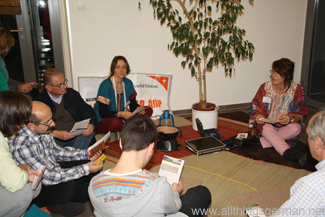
[66,0,307,111]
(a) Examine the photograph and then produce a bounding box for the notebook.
[185,136,226,156]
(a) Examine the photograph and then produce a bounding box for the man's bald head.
[31,101,51,120]
[27,101,55,134]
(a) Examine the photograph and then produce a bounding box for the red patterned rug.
[104,116,251,169]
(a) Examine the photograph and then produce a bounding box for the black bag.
[195,118,220,140]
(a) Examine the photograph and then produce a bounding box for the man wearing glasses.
[35,68,97,149]
[9,101,103,216]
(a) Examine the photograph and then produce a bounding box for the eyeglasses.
[270,70,277,73]
[51,79,68,88]
[29,115,55,127]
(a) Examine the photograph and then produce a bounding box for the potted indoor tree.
[140,0,254,130]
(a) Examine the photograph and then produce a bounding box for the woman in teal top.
[94,56,153,133]
[0,69,9,91]
[0,27,37,93]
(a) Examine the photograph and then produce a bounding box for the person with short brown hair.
[89,115,211,217]
[0,91,41,217]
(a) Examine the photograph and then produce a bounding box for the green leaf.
[194,58,199,66]
[249,51,253,59]
[191,67,195,77]
[160,17,166,24]
[204,32,210,39]
[213,20,219,25]
[207,58,213,69]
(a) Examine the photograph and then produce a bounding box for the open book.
[258,118,278,124]
[32,165,45,190]
[87,131,110,161]
[70,118,90,135]
[158,155,184,185]
[133,107,148,114]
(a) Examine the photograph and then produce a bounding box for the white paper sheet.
[159,155,184,185]
[258,118,278,124]
[133,107,148,114]
[70,118,91,135]
[32,165,45,190]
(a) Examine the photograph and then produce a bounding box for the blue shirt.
[48,90,63,104]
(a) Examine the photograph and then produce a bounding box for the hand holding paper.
[88,131,110,161]
[82,124,95,136]
[258,118,278,124]
[32,165,45,190]
[158,155,184,185]
[133,107,148,115]
[70,118,91,136]
[172,181,183,195]
[87,159,103,173]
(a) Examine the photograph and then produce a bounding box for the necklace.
[112,76,126,111]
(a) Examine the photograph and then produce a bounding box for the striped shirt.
[92,169,158,202]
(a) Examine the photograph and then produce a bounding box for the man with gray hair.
[271,110,325,216]
[35,68,97,149]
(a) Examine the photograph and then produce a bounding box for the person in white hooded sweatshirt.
[88,115,211,217]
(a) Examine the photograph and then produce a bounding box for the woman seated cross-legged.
[94,55,153,134]
[240,58,308,167]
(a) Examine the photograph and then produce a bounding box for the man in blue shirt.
[271,110,325,216]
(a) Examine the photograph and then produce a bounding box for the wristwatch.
[290,115,294,123]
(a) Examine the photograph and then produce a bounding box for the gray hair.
[43,68,62,85]
[308,110,325,144]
